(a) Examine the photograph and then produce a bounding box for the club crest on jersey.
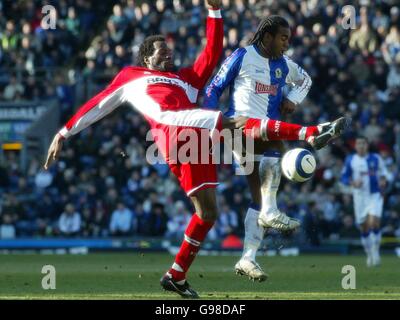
[275,68,282,78]
[255,82,278,95]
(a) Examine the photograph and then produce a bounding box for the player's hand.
[206,0,221,9]
[379,178,387,190]
[280,99,297,115]
[44,133,64,170]
[233,116,248,129]
[351,180,362,188]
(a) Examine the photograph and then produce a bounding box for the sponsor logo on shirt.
[255,82,278,95]
[147,77,182,86]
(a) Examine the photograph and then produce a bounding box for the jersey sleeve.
[377,155,393,182]
[178,9,223,90]
[284,56,312,105]
[203,47,246,110]
[58,68,130,139]
[341,155,353,186]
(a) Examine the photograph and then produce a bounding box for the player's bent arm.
[377,154,393,183]
[284,57,312,106]
[203,47,246,109]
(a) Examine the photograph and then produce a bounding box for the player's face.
[355,138,368,156]
[263,26,290,59]
[145,41,174,72]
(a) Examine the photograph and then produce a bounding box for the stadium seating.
[0,0,399,245]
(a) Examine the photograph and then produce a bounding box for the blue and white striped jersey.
[203,44,312,119]
[341,153,392,194]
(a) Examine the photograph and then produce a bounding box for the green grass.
[0,253,399,299]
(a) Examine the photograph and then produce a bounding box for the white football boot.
[235,259,268,282]
[258,210,300,231]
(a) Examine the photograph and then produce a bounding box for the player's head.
[138,35,174,72]
[355,135,369,156]
[249,15,290,59]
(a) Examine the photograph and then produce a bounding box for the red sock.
[168,213,214,282]
[244,118,319,141]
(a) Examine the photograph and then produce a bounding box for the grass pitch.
[0,253,399,300]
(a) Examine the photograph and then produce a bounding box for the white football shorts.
[353,192,383,225]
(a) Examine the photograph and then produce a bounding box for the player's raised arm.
[203,48,246,110]
[44,68,130,169]
[178,0,223,89]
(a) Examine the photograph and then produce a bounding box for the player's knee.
[196,202,218,222]
[360,223,369,233]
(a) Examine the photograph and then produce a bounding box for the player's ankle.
[305,126,319,139]
[261,208,279,217]
[244,119,263,140]
[167,269,186,282]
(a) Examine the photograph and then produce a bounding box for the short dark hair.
[248,15,290,45]
[356,135,368,143]
[138,35,165,66]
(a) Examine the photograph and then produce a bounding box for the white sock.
[370,229,381,255]
[242,206,265,261]
[259,153,282,218]
[361,232,372,257]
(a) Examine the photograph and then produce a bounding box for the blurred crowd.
[1,0,400,245]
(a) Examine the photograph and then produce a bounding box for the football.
[281,148,316,182]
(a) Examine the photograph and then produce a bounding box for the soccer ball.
[281,148,316,182]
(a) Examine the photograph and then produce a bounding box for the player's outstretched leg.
[243,117,351,149]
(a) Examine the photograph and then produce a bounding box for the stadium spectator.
[215,204,239,238]
[0,0,399,249]
[166,201,191,239]
[3,75,24,100]
[133,203,151,236]
[302,201,322,246]
[339,215,360,239]
[0,214,16,239]
[148,203,168,237]
[109,202,134,236]
[349,9,378,54]
[58,203,82,237]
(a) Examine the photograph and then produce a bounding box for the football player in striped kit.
[204,15,348,281]
[341,136,392,267]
